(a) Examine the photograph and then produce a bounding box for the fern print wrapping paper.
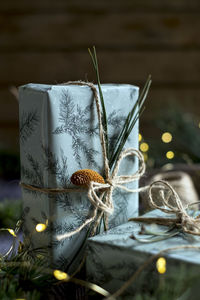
[86,209,200,297]
[19,83,139,270]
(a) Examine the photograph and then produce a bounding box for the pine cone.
[70,169,105,186]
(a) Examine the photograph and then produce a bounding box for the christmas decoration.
[71,169,105,186]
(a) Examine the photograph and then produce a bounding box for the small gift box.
[19,83,139,270]
[86,209,200,298]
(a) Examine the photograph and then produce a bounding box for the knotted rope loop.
[87,148,146,218]
[111,148,145,186]
[148,180,200,236]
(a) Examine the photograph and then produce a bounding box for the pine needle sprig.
[88,46,109,158]
[109,75,152,170]
[88,46,151,171]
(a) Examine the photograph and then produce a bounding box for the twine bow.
[88,148,145,215]
[130,180,200,236]
[57,148,145,241]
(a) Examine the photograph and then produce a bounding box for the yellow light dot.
[8,229,16,237]
[139,133,142,142]
[162,132,172,143]
[156,257,166,274]
[35,223,47,232]
[166,151,174,159]
[140,142,149,152]
[53,269,69,281]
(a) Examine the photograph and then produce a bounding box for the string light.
[139,133,142,142]
[35,223,47,232]
[53,269,69,281]
[8,229,16,237]
[156,257,166,274]
[140,142,149,152]
[166,151,174,159]
[162,132,172,143]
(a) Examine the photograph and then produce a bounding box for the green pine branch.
[109,75,151,170]
[88,46,109,159]
[89,46,151,172]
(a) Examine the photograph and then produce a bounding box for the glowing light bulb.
[162,132,172,143]
[156,257,166,274]
[35,223,47,232]
[139,133,142,142]
[8,229,16,237]
[53,269,69,281]
[166,151,174,159]
[140,142,149,152]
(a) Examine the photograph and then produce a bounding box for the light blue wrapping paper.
[19,83,139,270]
[86,209,200,298]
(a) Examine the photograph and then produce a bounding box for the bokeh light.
[53,269,69,281]
[140,142,149,152]
[162,132,172,143]
[8,229,16,237]
[156,257,166,274]
[35,223,47,232]
[166,151,174,159]
[139,133,142,142]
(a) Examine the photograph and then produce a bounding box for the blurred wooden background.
[1,0,200,152]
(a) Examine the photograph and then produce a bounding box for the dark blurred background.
[0,0,200,184]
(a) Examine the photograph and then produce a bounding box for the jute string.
[148,180,200,235]
[130,180,200,236]
[20,81,146,241]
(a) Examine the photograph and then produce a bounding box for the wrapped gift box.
[19,83,139,270]
[86,209,200,298]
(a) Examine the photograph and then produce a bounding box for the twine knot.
[88,148,146,216]
[106,179,114,187]
[148,180,200,236]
